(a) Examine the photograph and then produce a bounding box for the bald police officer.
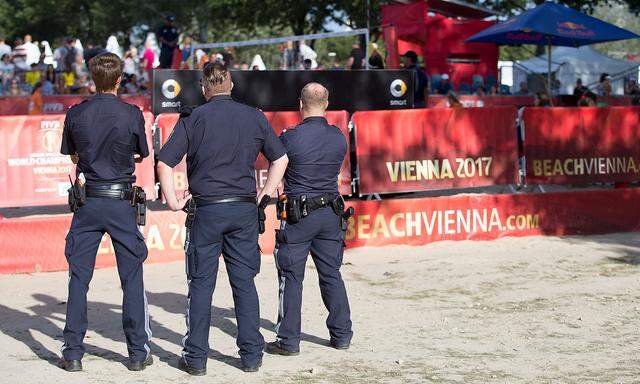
[266,83,353,356]
[59,53,152,372]
[157,62,288,375]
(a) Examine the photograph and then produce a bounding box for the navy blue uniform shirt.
[60,93,149,183]
[158,25,178,49]
[280,116,347,197]
[158,95,286,199]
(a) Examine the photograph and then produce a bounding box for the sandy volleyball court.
[0,233,639,383]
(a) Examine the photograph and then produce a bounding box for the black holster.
[131,186,147,226]
[257,195,270,234]
[67,178,86,213]
[182,199,197,252]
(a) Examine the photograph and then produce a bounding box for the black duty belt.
[86,183,133,200]
[193,196,256,206]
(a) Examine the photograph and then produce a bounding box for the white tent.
[514,46,638,95]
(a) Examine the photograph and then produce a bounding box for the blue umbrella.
[467,1,639,94]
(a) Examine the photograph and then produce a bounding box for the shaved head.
[300,82,329,111]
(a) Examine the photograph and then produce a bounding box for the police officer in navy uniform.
[157,62,288,375]
[59,53,152,372]
[265,83,353,356]
[157,15,178,69]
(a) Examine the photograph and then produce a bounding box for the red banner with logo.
[2,188,639,274]
[522,106,640,184]
[156,110,352,199]
[353,107,519,195]
[0,113,156,208]
[428,95,535,108]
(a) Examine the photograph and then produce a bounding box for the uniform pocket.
[135,230,148,262]
[64,231,75,260]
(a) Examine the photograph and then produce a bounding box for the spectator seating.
[458,83,471,94]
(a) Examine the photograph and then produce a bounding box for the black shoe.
[58,358,82,372]
[330,340,350,350]
[178,357,206,376]
[265,341,300,356]
[241,360,262,373]
[127,355,153,371]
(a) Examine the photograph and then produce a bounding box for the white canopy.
[514,46,638,95]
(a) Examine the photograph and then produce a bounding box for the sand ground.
[0,233,639,384]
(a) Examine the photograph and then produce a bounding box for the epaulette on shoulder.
[178,105,194,118]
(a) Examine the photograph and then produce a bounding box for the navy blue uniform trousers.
[62,197,150,362]
[274,206,353,351]
[182,202,264,369]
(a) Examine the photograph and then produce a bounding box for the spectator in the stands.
[302,58,312,70]
[252,65,259,70]
[28,82,43,114]
[12,38,28,71]
[578,91,597,107]
[516,81,530,95]
[0,53,15,93]
[25,63,41,87]
[0,36,11,59]
[401,50,429,107]
[488,84,498,95]
[181,36,193,69]
[283,41,297,69]
[41,64,55,95]
[240,61,249,70]
[141,40,155,83]
[124,73,140,94]
[596,73,612,97]
[573,78,588,97]
[624,79,640,95]
[436,73,453,96]
[368,42,384,69]
[73,53,89,79]
[23,34,40,66]
[347,41,365,70]
[475,85,486,97]
[8,78,24,96]
[534,92,551,106]
[123,47,138,76]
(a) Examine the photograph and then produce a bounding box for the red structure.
[382,0,498,89]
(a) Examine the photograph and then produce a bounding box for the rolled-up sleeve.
[259,113,286,161]
[158,118,189,167]
[134,111,150,158]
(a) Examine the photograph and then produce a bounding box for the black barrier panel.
[152,70,414,114]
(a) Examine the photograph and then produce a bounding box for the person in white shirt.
[0,37,11,59]
[298,40,317,69]
[23,34,41,66]
[0,54,15,93]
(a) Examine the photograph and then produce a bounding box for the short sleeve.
[259,113,286,162]
[134,111,150,158]
[60,112,75,155]
[158,118,189,167]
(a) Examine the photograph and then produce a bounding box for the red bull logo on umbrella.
[557,21,595,37]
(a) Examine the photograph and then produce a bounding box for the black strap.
[194,196,256,206]
[305,193,337,211]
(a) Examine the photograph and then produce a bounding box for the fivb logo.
[161,79,182,108]
[40,120,62,152]
[389,79,408,106]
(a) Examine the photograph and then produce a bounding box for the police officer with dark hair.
[265,82,353,356]
[158,15,178,69]
[157,62,288,375]
[59,52,152,372]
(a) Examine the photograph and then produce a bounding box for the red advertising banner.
[2,188,639,274]
[428,95,535,108]
[522,106,640,184]
[353,107,519,195]
[156,110,352,198]
[0,113,156,208]
[0,96,152,115]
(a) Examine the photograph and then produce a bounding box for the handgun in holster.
[257,195,270,234]
[67,175,86,213]
[131,186,147,226]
